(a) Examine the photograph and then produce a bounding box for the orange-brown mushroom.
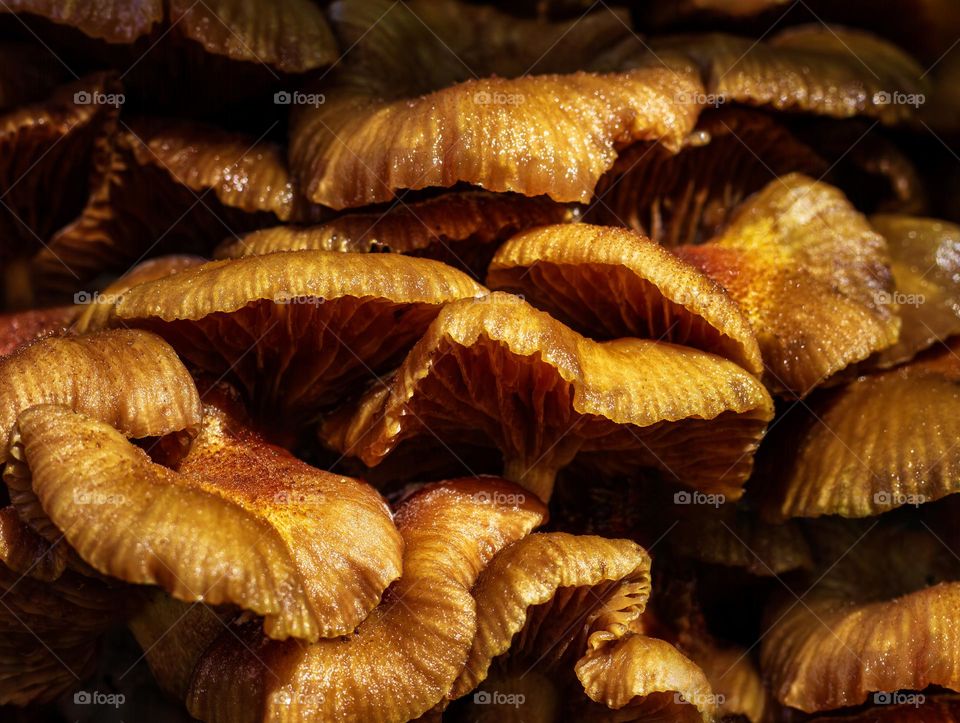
[323,293,773,502]
[758,339,960,519]
[4,400,403,642]
[679,173,900,396]
[106,251,486,422]
[762,520,960,713]
[291,0,704,209]
[0,306,76,356]
[140,478,548,722]
[487,223,763,375]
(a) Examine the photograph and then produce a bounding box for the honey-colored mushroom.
[5,400,403,642]
[291,0,704,209]
[487,223,763,375]
[0,306,76,356]
[107,251,486,422]
[679,173,900,396]
[323,293,772,502]
[176,478,546,722]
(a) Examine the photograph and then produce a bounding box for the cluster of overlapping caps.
[2,0,960,721]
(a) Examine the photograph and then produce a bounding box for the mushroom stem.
[503,447,579,502]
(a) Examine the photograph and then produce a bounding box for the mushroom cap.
[323,292,773,501]
[109,251,486,421]
[5,401,403,642]
[183,478,547,723]
[680,173,900,396]
[0,0,163,43]
[167,0,337,73]
[759,338,960,519]
[0,329,201,461]
[761,521,960,712]
[291,0,704,209]
[652,25,928,123]
[587,109,829,247]
[73,255,206,333]
[215,191,574,279]
[487,223,763,375]
[0,505,64,581]
[869,215,960,368]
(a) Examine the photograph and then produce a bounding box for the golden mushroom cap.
[107,251,486,421]
[291,0,705,209]
[759,339,960,519]
[0,0,163,43]
[0,329,201,461]
[652,25,928,124]
[762,521,960,713]
[5,400,403,642]
[868,215,960,368]
[680,173,901,396]
[181,478,547,723]
[488,223,763,375]
[323,292,773,502]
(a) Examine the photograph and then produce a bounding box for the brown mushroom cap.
[0,0,163,43]
[762,521,960,713]
[215,192,575,279]
[5,401,403,642]
[35,119,314,295]
[651,25,928,124]
[108,251,486,421]
[182,478,546,723]
[0,329,201,461]
[759,339,960,519]
[0,505,64,581]
[487,223,763,375]
[291,0,704,209]
[679,173,900,397]
[868,215,960,368]
[322,292,773,502]
[73,255,206,334]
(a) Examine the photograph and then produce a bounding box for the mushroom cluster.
[1,0,959,721]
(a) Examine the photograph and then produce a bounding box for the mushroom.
[103,251,486,422]
[761,520,960,712]
[135,478,547,722]
[758,338,960,519]
[322,292,773,502]
[447,532,717,721]
[0,329,201,462]
[0,305,76,356]
[215,192,575,280]
[867,215,960,368]
[586,110,829,246]
[291,0,705,209]
[486,222,763,375]
[35,119,319,296]
[679,173,901,396]
[4,395,403,642]
[651,26,928,124]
